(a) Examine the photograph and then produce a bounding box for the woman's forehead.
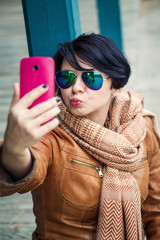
[61,57,94,71]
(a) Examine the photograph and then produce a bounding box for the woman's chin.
[69,108,87,117]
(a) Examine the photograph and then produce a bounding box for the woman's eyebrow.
[60,69,73,71]
[61,68,95,72]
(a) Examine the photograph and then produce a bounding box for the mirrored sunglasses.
[55,71,110,90]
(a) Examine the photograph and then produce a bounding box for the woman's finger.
[17,84,49,109]
[37,117,60,137]
[29,96,61,119]
[10,82,20,108]
[33,106,61,126]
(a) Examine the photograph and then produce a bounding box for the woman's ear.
[55,87,62,97]
[112,87,123,96]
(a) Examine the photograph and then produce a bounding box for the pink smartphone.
[20,57,55,109]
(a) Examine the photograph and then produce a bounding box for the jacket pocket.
[59,153,102,208]
[70,158,103,178]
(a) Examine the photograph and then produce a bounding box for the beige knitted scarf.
[59,91,147,240]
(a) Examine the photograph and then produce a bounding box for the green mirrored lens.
[56,71,75,88]
[82,72,103,90]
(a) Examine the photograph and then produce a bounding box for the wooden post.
[96,0,123,50]
[21,0,81,57]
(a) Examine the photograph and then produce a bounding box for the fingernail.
[56,97,61,102]
[42,84,48,88]
[57,105,61,109]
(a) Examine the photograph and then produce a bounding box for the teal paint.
[21,0,81,57]
[96,0,123,50]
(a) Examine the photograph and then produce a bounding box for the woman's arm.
[1,82,61,181]
[141,118,160,239]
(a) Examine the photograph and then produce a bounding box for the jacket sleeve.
[0,133,54,197]
[141,117,160,239]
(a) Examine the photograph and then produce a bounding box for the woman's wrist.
[1,146,32,180]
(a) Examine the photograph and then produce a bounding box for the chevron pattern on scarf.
[98,199,124,240]
[96,167,142,240]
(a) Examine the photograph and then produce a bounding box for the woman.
[0,33,160,240]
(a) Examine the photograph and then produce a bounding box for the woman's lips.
[71,98,82,106]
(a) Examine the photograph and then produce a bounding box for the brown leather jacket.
[0,116,160,240]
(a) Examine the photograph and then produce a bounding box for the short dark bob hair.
[54,33,131,89]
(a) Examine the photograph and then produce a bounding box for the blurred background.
[0,0,160,239]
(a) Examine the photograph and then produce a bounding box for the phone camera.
[33,65,39,71]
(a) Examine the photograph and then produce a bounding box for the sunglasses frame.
[55,70,110,90]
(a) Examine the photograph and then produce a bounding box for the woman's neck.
[84,105,110,126]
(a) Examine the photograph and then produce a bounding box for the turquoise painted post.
[96,0,123,50]
[21,0,81,57]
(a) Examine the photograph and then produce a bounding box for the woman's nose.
[72,74,85,93]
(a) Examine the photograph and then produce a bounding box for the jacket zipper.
[70,158,103,178]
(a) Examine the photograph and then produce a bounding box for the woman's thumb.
[10,82,20,107]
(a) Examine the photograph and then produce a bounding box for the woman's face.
[60,58,114,125]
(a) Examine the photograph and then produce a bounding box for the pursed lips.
[71,98,82,106]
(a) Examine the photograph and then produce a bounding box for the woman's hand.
[1,82,61,179]
[4,82,61,154]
